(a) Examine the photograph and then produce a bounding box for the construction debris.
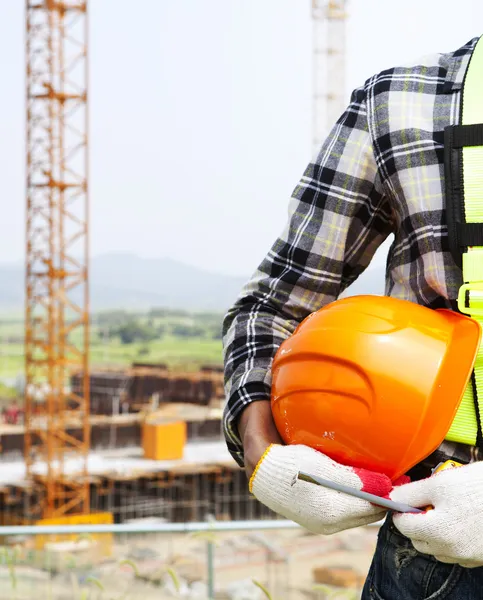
[312,565,366,589]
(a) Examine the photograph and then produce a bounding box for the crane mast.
[312,0,348,156]
[25,0,90,520]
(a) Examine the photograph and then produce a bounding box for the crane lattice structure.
[312,0,348,156]
[25,0,90,520]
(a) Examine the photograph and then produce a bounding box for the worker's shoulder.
[362,37,479,97]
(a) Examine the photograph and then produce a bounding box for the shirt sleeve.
[222,86,394,468]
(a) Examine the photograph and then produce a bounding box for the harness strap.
[445,35,483,449]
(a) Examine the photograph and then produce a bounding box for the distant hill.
[0,254,386,313]
[0,254,249,312]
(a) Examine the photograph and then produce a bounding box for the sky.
[1,1,483,277]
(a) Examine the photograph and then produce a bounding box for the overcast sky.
[1,1,483,276]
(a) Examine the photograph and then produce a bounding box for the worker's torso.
[366,37,483,476]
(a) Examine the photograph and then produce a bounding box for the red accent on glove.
[354,467,393,496]
[393,474,411,486]
[354,468,411,500]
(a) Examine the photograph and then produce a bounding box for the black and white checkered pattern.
[222,36,482,476]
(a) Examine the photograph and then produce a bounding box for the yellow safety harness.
[445,35,483,448]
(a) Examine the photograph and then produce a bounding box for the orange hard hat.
[270,295,481,481]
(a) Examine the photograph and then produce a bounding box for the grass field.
[0,311,224,381]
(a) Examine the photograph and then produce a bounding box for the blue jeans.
[361,515,483,599]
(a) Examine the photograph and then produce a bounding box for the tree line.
[93,308,224,345]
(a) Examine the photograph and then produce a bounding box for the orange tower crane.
[24,0,90,520]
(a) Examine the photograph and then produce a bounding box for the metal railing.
[0,519,299,536]
[0,518,382,536]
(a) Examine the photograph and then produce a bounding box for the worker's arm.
[223,84,395,473]
[237,401,282,478]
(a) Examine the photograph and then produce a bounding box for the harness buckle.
[457,282,483,316]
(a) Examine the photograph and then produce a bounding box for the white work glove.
[390,461,483,567]
[249,444,398,535]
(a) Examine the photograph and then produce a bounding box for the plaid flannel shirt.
[222,36,483,478]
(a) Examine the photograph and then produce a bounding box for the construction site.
[6,0,349,528]
[0,361,379,599]
[0,1,372,598]
[0,363,275,526]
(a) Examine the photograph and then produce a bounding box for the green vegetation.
[0,308,224,382]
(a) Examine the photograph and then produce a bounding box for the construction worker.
[222,35,483,598]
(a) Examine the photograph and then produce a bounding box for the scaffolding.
[25,0,90,520]
[0,462,276,527]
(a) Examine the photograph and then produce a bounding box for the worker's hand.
[390,461,483,567]
[249,443,393,535]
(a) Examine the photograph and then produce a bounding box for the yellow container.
[35,512,114,556]
[142,419,186,460]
